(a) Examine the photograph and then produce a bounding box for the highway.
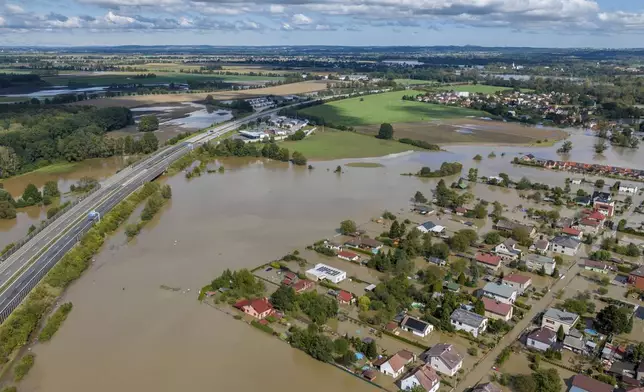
[0,105,288,323]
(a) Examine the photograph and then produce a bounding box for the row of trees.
[270,286,338,324]
[416,162,463,178]
[202,139,307,166]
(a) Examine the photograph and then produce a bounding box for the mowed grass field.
[394,79,435,86]
[42,72,284,86]
[299,90,488,126]
[278,130,421,160]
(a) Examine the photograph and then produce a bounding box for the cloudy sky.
[0,0,642,47]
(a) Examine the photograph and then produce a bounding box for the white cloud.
[5,4,24,14]
[291,13,312,25]
[269,4,285,14]
[280,22,293,30]
[0,16,5,27]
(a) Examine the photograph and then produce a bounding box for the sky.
[0,0,643,48]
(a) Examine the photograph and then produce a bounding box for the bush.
[14,353,35,381]
[38,302,73,342]
[399,138,440,150]
[468,347,478,356]
[251,320,274,335]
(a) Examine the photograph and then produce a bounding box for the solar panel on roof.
[316,266,342,276]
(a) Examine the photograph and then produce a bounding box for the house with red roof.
[337,290,354,305]
[292,279,314,294]
[337,250,360,262]
[475,253,502,271]
[482,297,513,321]
[502,274,532,294]
[234,298,274,320]
[562,226,583,240]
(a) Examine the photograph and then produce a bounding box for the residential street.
[456,261,583,392]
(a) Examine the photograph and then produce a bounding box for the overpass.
[0,103,300,322]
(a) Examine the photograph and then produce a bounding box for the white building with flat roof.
[305,263,347,284]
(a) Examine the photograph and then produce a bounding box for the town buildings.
[374,349,416,378]
[401,316,434,337]
[523,254,557,275]
[482,282,517,304]
[399,364,440,392]
[494,238,522,261]
[527,327,557,352]
[476,253,502,271]
[542,308,579,334]
[482,297,513,321]
[233,298,274,320]
[305,263,347,284]
[450,309,488,337]
[550,236,581,256]
[502,274,532,294]
[421,343,464,376]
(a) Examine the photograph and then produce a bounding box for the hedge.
[38,302,73,342]
[381,329,429,350]
[251,320,275,335]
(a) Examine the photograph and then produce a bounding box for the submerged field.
[356,118,568,145]
[278,130,421,160]
[79,81,329,108]
[298,90,488,126]
[42,72,284,86]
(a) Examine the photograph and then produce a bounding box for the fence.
[0,185,101,263]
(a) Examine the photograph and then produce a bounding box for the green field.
[394,79,435,86]
[0,97,29,103]
[278,131,421,160]
[299,90,488,126]
[41,72,284,86]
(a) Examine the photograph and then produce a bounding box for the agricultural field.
[394,79,435,86]
[356,118,567,145]
[278,130,422,160]
[41,72,284,86]
[299,90,489,126]
[81,80,329,108]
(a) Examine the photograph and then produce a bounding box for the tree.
[474,299,485,315]
[291,151,307,166]
[533,368,562,392]
[512,227,532,246]
[138,115,159,132]
[42,181,60,199]
[594,140,608,154]
[557,141,573,153]
[365,340,378,359]
[340,220,357,235]
[333,338,349,355]
[595,304,631,335]
[161,184,172,199]
[287,130,306,141]
[473,154,483,161]
[269,285,297,312]
[389,220,404,238]
[468,168,479,182]
[139,132,159,153]
[557,325,565,342]
[358,296,371,312]
[21,183,42,205]
[484,231,501,245]
[414,191,427,204]
[458,273,467,285]
[595,179,605,188]
[376,123,394,140]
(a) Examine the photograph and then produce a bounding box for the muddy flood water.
[6,130,644,392]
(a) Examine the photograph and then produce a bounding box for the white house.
[305,263,347,284]
[482,282,517,304]
[502,274,532,294]
[450,308,488,337]
[494,238,522,261]
[374,349,415,378]
[337,250,360,262]
[549,236,581,256]
[422,343,463,377]
[417,221,446,235]
[523,254,557,275]
[619,185,639,195]
[324,240,342,252]
[401,315,434,337]
[541,307,579,335]
[527,327,557,352]
[399,364,440,392]
[482,297,513,321]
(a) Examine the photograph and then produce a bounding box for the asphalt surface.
[0,105,288,322]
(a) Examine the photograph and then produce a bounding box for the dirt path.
[457,261,583,391]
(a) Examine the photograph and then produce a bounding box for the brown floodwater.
[12,134,644,392]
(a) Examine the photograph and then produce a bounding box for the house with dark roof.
[542,307,579,334]
[482,297,513,321]
[401,315,434,337]
[494,238,522,261]
[608,361,636,379]
[495,219,537,237]
[417,221,446,235]
[550,236,581,256]
[450,308,488,337]
[399,364,440,392]
[583,259,610,274]
[421,343,463,376]
[527,327,557,352]
[570,374,614,392]
[529,239,550,255]
[563,329,586,354]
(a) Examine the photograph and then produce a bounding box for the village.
[513,155,644,183]
[199,173,644,392]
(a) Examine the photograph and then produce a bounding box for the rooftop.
[584,260,608,270]
[571,374,614,392]
[483,282,517,299]
[528,327,557,345]
[532,239,550,250]
[401,315,432,334]
[551,236,581,249]
[451,308,487,328]
[544,307,579,325]
[563,227,582,236]
[503,273,532,285]
[476,253,501,266]
[524,253,555,266]
[423,343,463,370]
[473,383,503,392]
[631,265,644,278]
[407,364,439,391]
[338,250,358,259]
[482,297,512,316]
